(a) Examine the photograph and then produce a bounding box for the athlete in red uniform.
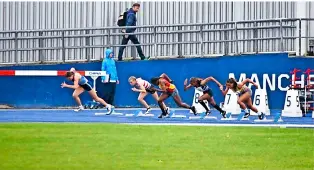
[151,73,196,118]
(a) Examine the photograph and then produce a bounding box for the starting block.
[220,112,238,121]
[125,110,154,117]
[166,110,186,118]
[236,112,250,121]
[253,113,283,123]
[189,112,217,120]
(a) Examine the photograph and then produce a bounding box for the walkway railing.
[0,18,313,64]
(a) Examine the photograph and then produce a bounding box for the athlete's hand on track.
[131,87,137,92]
[184,78,188,86]
[61,82,67,88]
[254,84,259,89]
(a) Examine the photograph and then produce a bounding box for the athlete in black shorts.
[184,76,226,118]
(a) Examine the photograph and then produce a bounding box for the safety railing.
[0,18,313,65]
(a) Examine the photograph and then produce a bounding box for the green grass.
[0,123,313,170]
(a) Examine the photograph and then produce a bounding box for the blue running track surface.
[0,109,313,128]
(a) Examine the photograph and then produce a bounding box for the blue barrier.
[0,53,312,109]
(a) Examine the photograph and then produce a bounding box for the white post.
[295,1,307,56]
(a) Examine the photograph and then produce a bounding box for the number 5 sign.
[251,89,270,115]
[282,89,303,117]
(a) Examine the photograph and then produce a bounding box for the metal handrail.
[0,18,313,64]
[0,17,309,34]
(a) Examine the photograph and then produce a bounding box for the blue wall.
[0,53,311,109]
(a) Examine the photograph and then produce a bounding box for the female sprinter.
[128,76,168,114]
[184,77,226,118]
[61,69,113,113]
[219,78,265,120]
[151,73,196,118]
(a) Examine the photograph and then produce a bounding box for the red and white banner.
[0,70,106,76]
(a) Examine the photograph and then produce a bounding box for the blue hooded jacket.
[101,49,118,82]
[125,8,137,33]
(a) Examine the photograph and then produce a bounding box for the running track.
[0,109,313,128]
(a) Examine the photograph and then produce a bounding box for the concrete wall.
[0,53,312,109]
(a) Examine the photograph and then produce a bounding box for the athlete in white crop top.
[128,76,168,114]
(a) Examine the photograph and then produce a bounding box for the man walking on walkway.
[118,3,149,61]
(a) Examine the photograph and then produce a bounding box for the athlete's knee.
[138,97,144,101]
[72,94,79,98]
[158,99,163,103]
[237,99,243,104]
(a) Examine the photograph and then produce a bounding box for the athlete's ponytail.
[150,77,160,86]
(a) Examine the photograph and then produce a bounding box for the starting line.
[94,110,285,123]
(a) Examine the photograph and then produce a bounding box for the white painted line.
[123,123,314,128]
[137,113,154,117]
[125,114,134,117]
[221,118,238,121]
[189,116,217,120]
[15,70,57,76]
[170,115,187,118]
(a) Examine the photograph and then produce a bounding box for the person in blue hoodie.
[101,48,119,105]
[117,3,149,61]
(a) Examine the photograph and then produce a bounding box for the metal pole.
[279,19,284,52]
[224,24,228,56]
[200,25,204,57]
[234,22,239,55]
[178,26,182,57]
[14,32,18,64]
[253,22,258,54]
[61,31,65,63]
[39,31,44,63]
[85,30,90,62]
[299,18,302,56]
[106,29,111,47]
[153,26,157,58]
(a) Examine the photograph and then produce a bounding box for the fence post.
[178,26,183,57]
[199,25,204,58]
[224,24,228,56]
[85,30,91,61]
[106,29,111,47]
[153,26,157,58]
[253,22,258,54]
[279,19,284,52]
[39,31,44,63]
[298,18,302,56]
[14,32,18,64]
[234,22,239,55]
[61,31,65,63]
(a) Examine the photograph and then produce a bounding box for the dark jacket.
[125,8,137,33]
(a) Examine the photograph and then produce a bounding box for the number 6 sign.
[251,89,270,115]
[282,89,303,117]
